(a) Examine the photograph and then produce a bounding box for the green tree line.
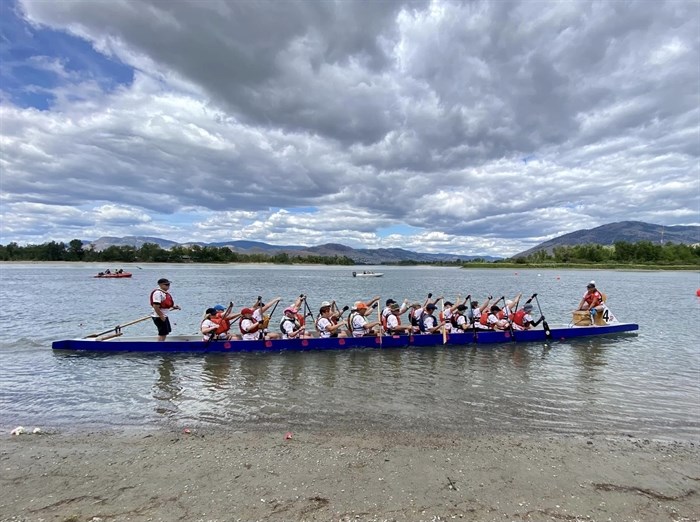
[500,241,700,266]
[0,240,355,265]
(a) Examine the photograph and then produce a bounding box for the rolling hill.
[514,221,699,258]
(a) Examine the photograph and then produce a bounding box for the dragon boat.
[52,322,638,353]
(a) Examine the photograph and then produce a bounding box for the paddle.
[441,298,447,344]
[377,298,383,346]
[84,315,152,339]
[533,294,551,340]
[506,294,522,339]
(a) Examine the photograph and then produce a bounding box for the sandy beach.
[1,429,698,522]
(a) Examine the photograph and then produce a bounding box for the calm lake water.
[1,263,698,441]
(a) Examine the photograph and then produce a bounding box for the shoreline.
[1,260,698,271]
[2,428,698,521]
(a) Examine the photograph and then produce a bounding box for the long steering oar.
[532,294,552,340]
[84,315,152,339]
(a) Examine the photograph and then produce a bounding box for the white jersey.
[317,317,333,338]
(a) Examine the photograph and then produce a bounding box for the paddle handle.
[84,315,152,338]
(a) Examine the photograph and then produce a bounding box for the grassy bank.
[460,262,700,270]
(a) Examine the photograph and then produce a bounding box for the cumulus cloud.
[0,0,698,256]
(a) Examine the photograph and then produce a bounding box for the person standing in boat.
[576,281,605,322]
[150,278,180,341]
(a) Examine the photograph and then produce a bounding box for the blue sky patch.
[0,0,133,109]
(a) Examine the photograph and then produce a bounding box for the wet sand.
[1,429,698,521]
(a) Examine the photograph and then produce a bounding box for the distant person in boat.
[418,303,445,334]
[576,281,605,322]
[104,269,111,274]
[511,303,544,330]
[279,307,309,339]
[348,302,381,337]
[316,304,347,338]
[150,278,180,341]
[385,303,413,335]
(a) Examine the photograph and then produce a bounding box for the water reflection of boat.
[352,271,383,277]
[53,323,639,353]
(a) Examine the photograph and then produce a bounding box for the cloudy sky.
[1,0,698,256]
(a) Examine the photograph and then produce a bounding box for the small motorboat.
[352,271,384,277]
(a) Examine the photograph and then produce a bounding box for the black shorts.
[152,316,172,336]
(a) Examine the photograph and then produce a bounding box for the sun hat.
[241,308,254,315]
[587,280,596,288]
[426,303,437,310]
[356,302,368,310]
[389,303,400,311]
[284,306,298,314]
[213,304,226,311]
[385,299,397,306]
[321,301,332,307]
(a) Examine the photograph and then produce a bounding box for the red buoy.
[696,289,700,297]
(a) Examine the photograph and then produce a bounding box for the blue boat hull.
[52,323,639,353]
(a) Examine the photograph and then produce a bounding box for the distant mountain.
[88,236,180,251]
[86,236,497,263]
[514,221,700,258]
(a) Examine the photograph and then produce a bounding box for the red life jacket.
[211,314,230,335]
[512,309,527,327]
[296,312,305,327]
[150,289,174,310]
[381,310,389,330]
[479,313,489,326]
[239,317,260,334]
